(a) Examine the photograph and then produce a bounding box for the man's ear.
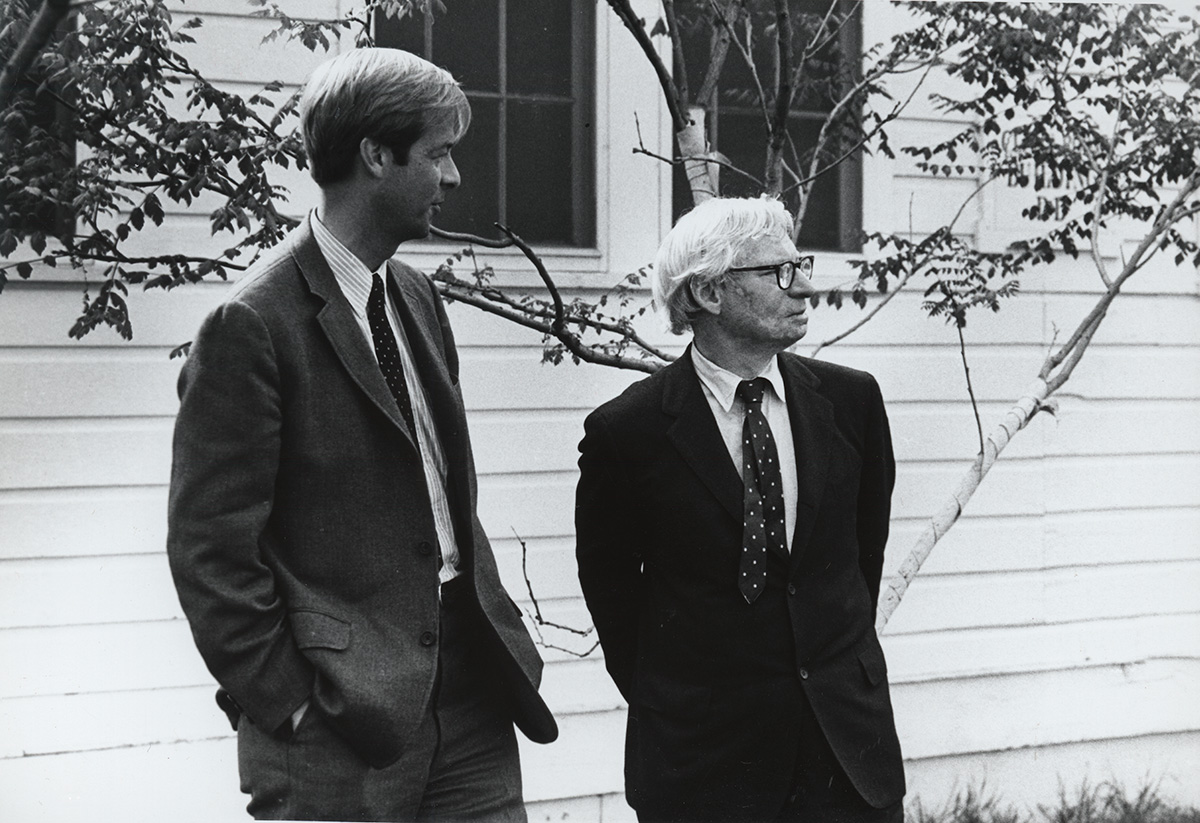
[688,276,722,317]
[358,137,389,179]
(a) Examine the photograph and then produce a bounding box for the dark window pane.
[435,97,500,237]
[783,116,842,250]
[433,0,500,92]
[375,9,426,57]
[673,111,841,251]
[507,0,573,96]
[673,0,858,251]
[713,110,768,202]
[375,1,594,247]
[507,101,573,243]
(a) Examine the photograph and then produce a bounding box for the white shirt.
[311,211,461,584]
[690,345,799,550]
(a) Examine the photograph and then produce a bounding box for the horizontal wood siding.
[1,0,1197,819]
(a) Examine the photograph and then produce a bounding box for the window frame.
[375,0,596,248]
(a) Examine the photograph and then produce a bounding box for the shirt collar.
[690,345,786,413]
[310,209,387,320]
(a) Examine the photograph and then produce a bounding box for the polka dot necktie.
[737,378,787,604]
[368,273,418,438]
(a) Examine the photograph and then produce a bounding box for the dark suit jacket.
[167,218,556,769]
[576,348,903,820]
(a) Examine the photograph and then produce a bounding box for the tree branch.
[0,0,71,110]
[709,0,771,127]
[605,0,688,131]
[957,324,984,456]
[430,225,670,373]
[1039,169,1200,392]
[808,267,914,357]
[661,0,689,106]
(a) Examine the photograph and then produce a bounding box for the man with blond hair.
[576,197,905,822]
[168,48,556,821]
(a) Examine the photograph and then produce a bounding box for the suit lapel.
[663,350,744,524]
[290,220,418,451]
[779,354,834,563]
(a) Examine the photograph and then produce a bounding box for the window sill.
[399,240,609,289]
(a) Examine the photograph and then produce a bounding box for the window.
[376,1,595,246]
[673,0,862,252]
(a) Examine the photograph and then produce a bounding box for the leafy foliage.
[826,2,1200,333]
[0,1,1197,364]
[0,0,426,338]
[892,2,1200,317]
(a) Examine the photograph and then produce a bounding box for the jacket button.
[420,631,436,647]
[799,668,809,680]
[417,541,433,556]
[787,583,797,596]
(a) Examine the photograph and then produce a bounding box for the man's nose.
[789,271,817,297]
[442,155,461,189]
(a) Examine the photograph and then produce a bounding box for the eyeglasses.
[727,256,815,290]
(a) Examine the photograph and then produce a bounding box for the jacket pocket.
[857,638,887,687]
[290,610,351,651]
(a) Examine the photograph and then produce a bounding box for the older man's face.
[710,232,817,355]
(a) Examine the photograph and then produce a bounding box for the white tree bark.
[678,106,718,203]
[875,378,1057,631]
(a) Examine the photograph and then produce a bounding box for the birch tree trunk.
[875,378,1056,630]
[678,106,717,203]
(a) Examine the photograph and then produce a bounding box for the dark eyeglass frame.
[727,255,815,290]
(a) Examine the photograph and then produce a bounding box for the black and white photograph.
[1,1,1197,820]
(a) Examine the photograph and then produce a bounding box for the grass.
[910,781,1200,823]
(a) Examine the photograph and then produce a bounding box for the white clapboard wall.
[1,2,1198,821]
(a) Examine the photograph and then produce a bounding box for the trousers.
[237,577,526,821]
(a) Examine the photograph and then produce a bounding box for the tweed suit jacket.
[576,347,904,820]
[167,218,556,769]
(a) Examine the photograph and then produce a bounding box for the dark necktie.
[737,378,787,604]
[368,273,418,437]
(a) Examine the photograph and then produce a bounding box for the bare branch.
[1039,170,1200,390]
[430,225,670,372]
[632,143,765,189]
[709,0,771,126]
[1086,97,1123,288]
[429,226,514,250]
[605,0,688,131]
[696,0,744,104]
[793,46,942,238]
[662,0,689,106]
[513,529,600,657]
[763,0,794,196]
[957,324,984,456]
[808,267,915,357]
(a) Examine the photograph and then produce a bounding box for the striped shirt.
[311,211,461,584]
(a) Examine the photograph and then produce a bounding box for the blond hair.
[299,48,470,186]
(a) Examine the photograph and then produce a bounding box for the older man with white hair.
[576,196,905,822]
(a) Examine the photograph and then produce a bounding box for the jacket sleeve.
[166,299,313,733]
[856,374,896,611]
[575,409,646,702]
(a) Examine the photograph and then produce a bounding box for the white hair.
[651,196,796,335]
